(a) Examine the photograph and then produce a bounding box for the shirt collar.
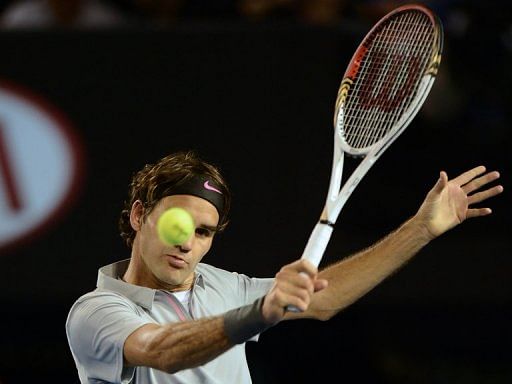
[97,259,205,310]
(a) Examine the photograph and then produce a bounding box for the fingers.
[462,170,501,194]
[442,166,502,201]
[465,183,503,219]
[263,259,322,320]
[284,258,318,279]
[458,168,503,211]
[273,260,317,311]
[467,184,504,206]
[452,166,503,220]
[277,278,312,311]
[466,207,492,219]
[451,165,487,186]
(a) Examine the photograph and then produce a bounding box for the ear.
[130,200,144,231]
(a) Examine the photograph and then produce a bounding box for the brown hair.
[119,151,231,248]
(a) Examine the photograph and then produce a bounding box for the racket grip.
[300,222,334,267]
[286,223,334,313]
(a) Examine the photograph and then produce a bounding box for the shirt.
[66,259,274,384]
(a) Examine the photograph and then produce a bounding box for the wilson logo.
[358,52,421,112]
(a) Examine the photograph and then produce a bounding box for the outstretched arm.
[287,166,503,321]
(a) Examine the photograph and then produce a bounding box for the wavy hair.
[119,151,231,248]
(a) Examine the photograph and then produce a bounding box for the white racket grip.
[286,223,334,313]
[300,222,334,268]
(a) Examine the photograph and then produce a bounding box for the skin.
[123,195,219,292]
[123,166,503,373]
[285,167,504,321]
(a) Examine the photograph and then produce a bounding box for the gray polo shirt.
[66,259,274,384]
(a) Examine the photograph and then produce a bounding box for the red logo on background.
[0,80,84,252]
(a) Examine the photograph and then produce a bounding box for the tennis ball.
[157,207,195,246]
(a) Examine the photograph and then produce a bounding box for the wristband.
[223,296,272,344]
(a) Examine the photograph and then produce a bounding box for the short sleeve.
[235,274,274,305]
[66,293,153,383]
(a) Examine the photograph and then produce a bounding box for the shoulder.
[197,263,238,279]
[196,263,253,287]
[66,289,144,334]
[66,290,153,356]
[70,289,139,313]
[196,263,274,299]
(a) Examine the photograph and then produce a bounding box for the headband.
[167,175,224,215]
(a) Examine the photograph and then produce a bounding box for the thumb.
[431,171,448,195]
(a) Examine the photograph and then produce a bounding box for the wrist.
[405,215,436,244]
[223,296,273,345]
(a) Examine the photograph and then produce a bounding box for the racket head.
[334,4,443,156]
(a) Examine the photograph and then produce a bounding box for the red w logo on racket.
[358,52,421,112]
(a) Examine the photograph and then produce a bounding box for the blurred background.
[0,0,510,383]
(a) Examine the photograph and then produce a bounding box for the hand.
[261,259,328,324]
[415,165,503,239]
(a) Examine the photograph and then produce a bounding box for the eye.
[195,227,214,238]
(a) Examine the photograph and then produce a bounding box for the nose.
[176,234,194,253]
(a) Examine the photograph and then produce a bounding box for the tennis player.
[66,151,502,383]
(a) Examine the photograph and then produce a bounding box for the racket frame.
[302,4,443,268]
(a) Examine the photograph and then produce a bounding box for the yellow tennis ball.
[157,207,195,246]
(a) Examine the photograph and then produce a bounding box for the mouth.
[165,254,188,269]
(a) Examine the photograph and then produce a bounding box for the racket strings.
[353,12,431,124]
[350,12,432,148]
[347,15,412,148]
[356,13,431,148]
[345,16,417,148]
[370,13,434,143]
[341,10,436,150]
[348,13,433,148]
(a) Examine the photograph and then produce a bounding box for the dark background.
[0,0,510,383]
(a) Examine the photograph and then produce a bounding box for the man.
[66,150,503,383]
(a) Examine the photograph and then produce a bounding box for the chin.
[162,269,188,286]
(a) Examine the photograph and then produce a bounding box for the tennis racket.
[288,4,443,311]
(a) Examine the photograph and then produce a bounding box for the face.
[130,195,219,291]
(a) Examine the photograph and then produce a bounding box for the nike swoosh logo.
[204,180,222,194]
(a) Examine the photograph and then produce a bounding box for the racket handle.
[286,222,334,313]
[300,222,334,267]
